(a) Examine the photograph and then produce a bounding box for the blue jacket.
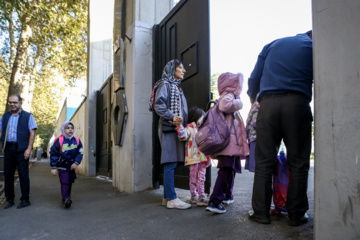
[1,111,32,151]
[50,136,83,169]
[247,33,313,102]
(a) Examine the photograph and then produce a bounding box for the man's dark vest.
[1,110,31,151]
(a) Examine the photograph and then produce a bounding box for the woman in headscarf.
[154,59,191,209]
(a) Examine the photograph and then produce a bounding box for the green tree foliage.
[0,0,87,148]
[31,70,66,149]
[211,73,220,100]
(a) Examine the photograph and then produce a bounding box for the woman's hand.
[51,169,57,176]
[172,116,183,126]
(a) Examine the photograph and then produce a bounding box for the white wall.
[87,0,115,176]
[112,0,174,192]
[313,0,360,239]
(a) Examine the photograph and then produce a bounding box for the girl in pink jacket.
[206,72,249,214]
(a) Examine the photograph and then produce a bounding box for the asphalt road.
[0,159,313,240]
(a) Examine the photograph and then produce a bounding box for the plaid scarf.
[161,60,182,117]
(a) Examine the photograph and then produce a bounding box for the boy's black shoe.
[17,200,31,209]
[248,212,271,224]
[4,200,14,209]
[64,198,72,208]
[288,213,309,226]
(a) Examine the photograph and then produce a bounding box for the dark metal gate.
[152,0,211,192]
[96,75,113,178]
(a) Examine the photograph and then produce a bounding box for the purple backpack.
[195,100,233,155]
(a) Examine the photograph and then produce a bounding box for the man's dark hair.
[9,94,22,103]
[306,30,312,39]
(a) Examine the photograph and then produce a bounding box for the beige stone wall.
[55,99,68,138]
[70,98,87,176]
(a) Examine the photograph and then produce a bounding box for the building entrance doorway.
[152,0,211,193]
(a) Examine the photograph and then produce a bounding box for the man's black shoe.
[17,200,31,209]
[288,213,309,226]
[4,200,14,209]
[248,212,271,224]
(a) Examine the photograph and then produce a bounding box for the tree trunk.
[23,51,40,111]
[5,22,33,112]
[9,11,16,67]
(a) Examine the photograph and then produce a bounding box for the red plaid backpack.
[149,80,166,112]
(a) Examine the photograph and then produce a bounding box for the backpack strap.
[54,135,64,152]
[54,135,79,152]
[74,137,79,147]
[149,80,166,111]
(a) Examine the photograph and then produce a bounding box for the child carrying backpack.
[50,121,83,208]
[205,72,249,214]
[176,107,211,206]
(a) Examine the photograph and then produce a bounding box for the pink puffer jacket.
[213,72,249,159]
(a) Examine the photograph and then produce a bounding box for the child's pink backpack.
[54,135,79,152]
[195,100,233,155]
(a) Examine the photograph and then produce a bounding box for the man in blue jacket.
[0,94,37,209]
[247,31,313,226]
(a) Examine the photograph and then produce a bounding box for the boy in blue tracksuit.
[50,121,83,208]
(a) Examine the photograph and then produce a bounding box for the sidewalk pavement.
[0,159,314,240]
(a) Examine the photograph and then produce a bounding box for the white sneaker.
[222,198,234,205]
[167,198,191,209]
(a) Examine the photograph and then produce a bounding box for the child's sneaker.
[197,195,209,206]
[64,198,72,208]
[248,208,254,215]
[222,197,234,205]
[206,201,226,213]
[167,198,191,209]
[161,198,167,206]
[190,195,198,204]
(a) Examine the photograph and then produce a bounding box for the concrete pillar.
[112,0,174,192]
[313,0,360,239]
[86,0,114,176]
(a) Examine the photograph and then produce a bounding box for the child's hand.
[70,163,78,170]
[51,169,57,176]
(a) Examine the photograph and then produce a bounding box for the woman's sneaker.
[190,195,198,204]
[197,195,209,206]
[222,197,234,205]
[167,198,191,209]
[206,201,226,213]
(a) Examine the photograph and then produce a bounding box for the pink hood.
[217,72,244,96]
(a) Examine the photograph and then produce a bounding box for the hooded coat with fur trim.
[213,72,249,158]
